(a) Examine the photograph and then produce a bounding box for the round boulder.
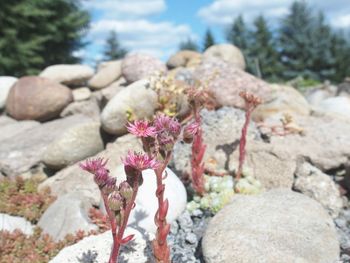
[101,79,158,135]
[88,60,122,89]
[40,64,94,86]
[202,189,339,263]
[6,76,73,121]
[204,44,246,70]
[122,53,167,83]
[167,50,202,69]
[43,122,104,169]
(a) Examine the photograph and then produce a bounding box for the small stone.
[88,60,122,89]
[72,87,91,101]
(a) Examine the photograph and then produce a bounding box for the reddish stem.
[153,153,172,263]
[237,108,252,180]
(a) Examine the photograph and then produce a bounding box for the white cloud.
[198,0,350,27]
[88,19,196,60]
[82,0,166,18]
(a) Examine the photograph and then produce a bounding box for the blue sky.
[80,0,350,65]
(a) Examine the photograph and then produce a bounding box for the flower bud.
[103,177,117,194]
[108,191,124,211]
[119,181,133,202]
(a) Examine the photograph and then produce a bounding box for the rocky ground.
[1,44,350,263]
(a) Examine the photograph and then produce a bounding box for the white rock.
[49,227,152,263]
[101,79,158,135]
[317,96,350,120]
[88,60,122,89]
[0,76,17,109]
[107,166,187,234]
[40,64,94,85]
[0,213,34,235]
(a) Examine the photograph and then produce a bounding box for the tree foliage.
[203,28,215,51]
[179,38,199,51]
[103,30,127,61]
[0,0,90,77]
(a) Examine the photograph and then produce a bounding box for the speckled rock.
[203,44,245,70]
[88,60,122,89]
[43,122,104,169]
[294,161,343,218]
[6,76,73,121]
[101,79,158,135]
[194,57,271,108]
[40,64,94,86]
[122,53,167,83]
[202,189,339,263]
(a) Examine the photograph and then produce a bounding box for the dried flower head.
[126,120,157,138]
[122,151,160,171]
[239,91,262,108]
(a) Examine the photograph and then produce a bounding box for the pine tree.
[330,31,350,82]
[103,31,127,60]
[202,28,215,51]
[179,38,198,51]
[226,15,250,52]
[0,0,90,77]
[279,1,315,80]
[249,15,282,81]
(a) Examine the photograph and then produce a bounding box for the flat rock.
[88,60,122,89]
[202,189,339,263]
[194,57,271,108]
[39,134,142,206]
[49,227,152,263]
[0,213,34,235]
[40,64,94,86]
[294,161,343,218]
[43,122,104,169]
[203,44,246,70]
[122,53,167,83]
[6,76,73,121]
[0,76,17,109]
[0,114,92,177]
[38,193,97,241]
[0,120,40,142]
[101,79,158,135]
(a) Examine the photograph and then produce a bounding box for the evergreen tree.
[179,38,198,51]
[202,28,215,51]
[279,1,316,79]
[103,31,127,60]
[249,15,282,81]
[330,31,350,82]
[0,0,90,77]
[226,15,250,52]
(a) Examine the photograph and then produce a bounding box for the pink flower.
[184,122,200,136]
[127,120,157,138]
[122,151,160,170]
[154,114,181,137]
[79,158,108,174]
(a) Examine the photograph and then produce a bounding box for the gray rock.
[39,134,142,206]
[294,161,343,218]
[72,87,91,101]
[49,227,151,263]
[0,120,40,142]
[194,57,271,108]
[202,189,340,263]
[172,107,259,175]
[0,114,92,177]
[40,64,94,86]
[101,79,158,135]
[203,44,245,70]
[43,122,104,169]
[60,98,101,121]
[0,76,17,109]
[0,115,16,126]
[0,213,34,235]
[122,53,167,83]
[38,193,97,241]
[88,60,122,89]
